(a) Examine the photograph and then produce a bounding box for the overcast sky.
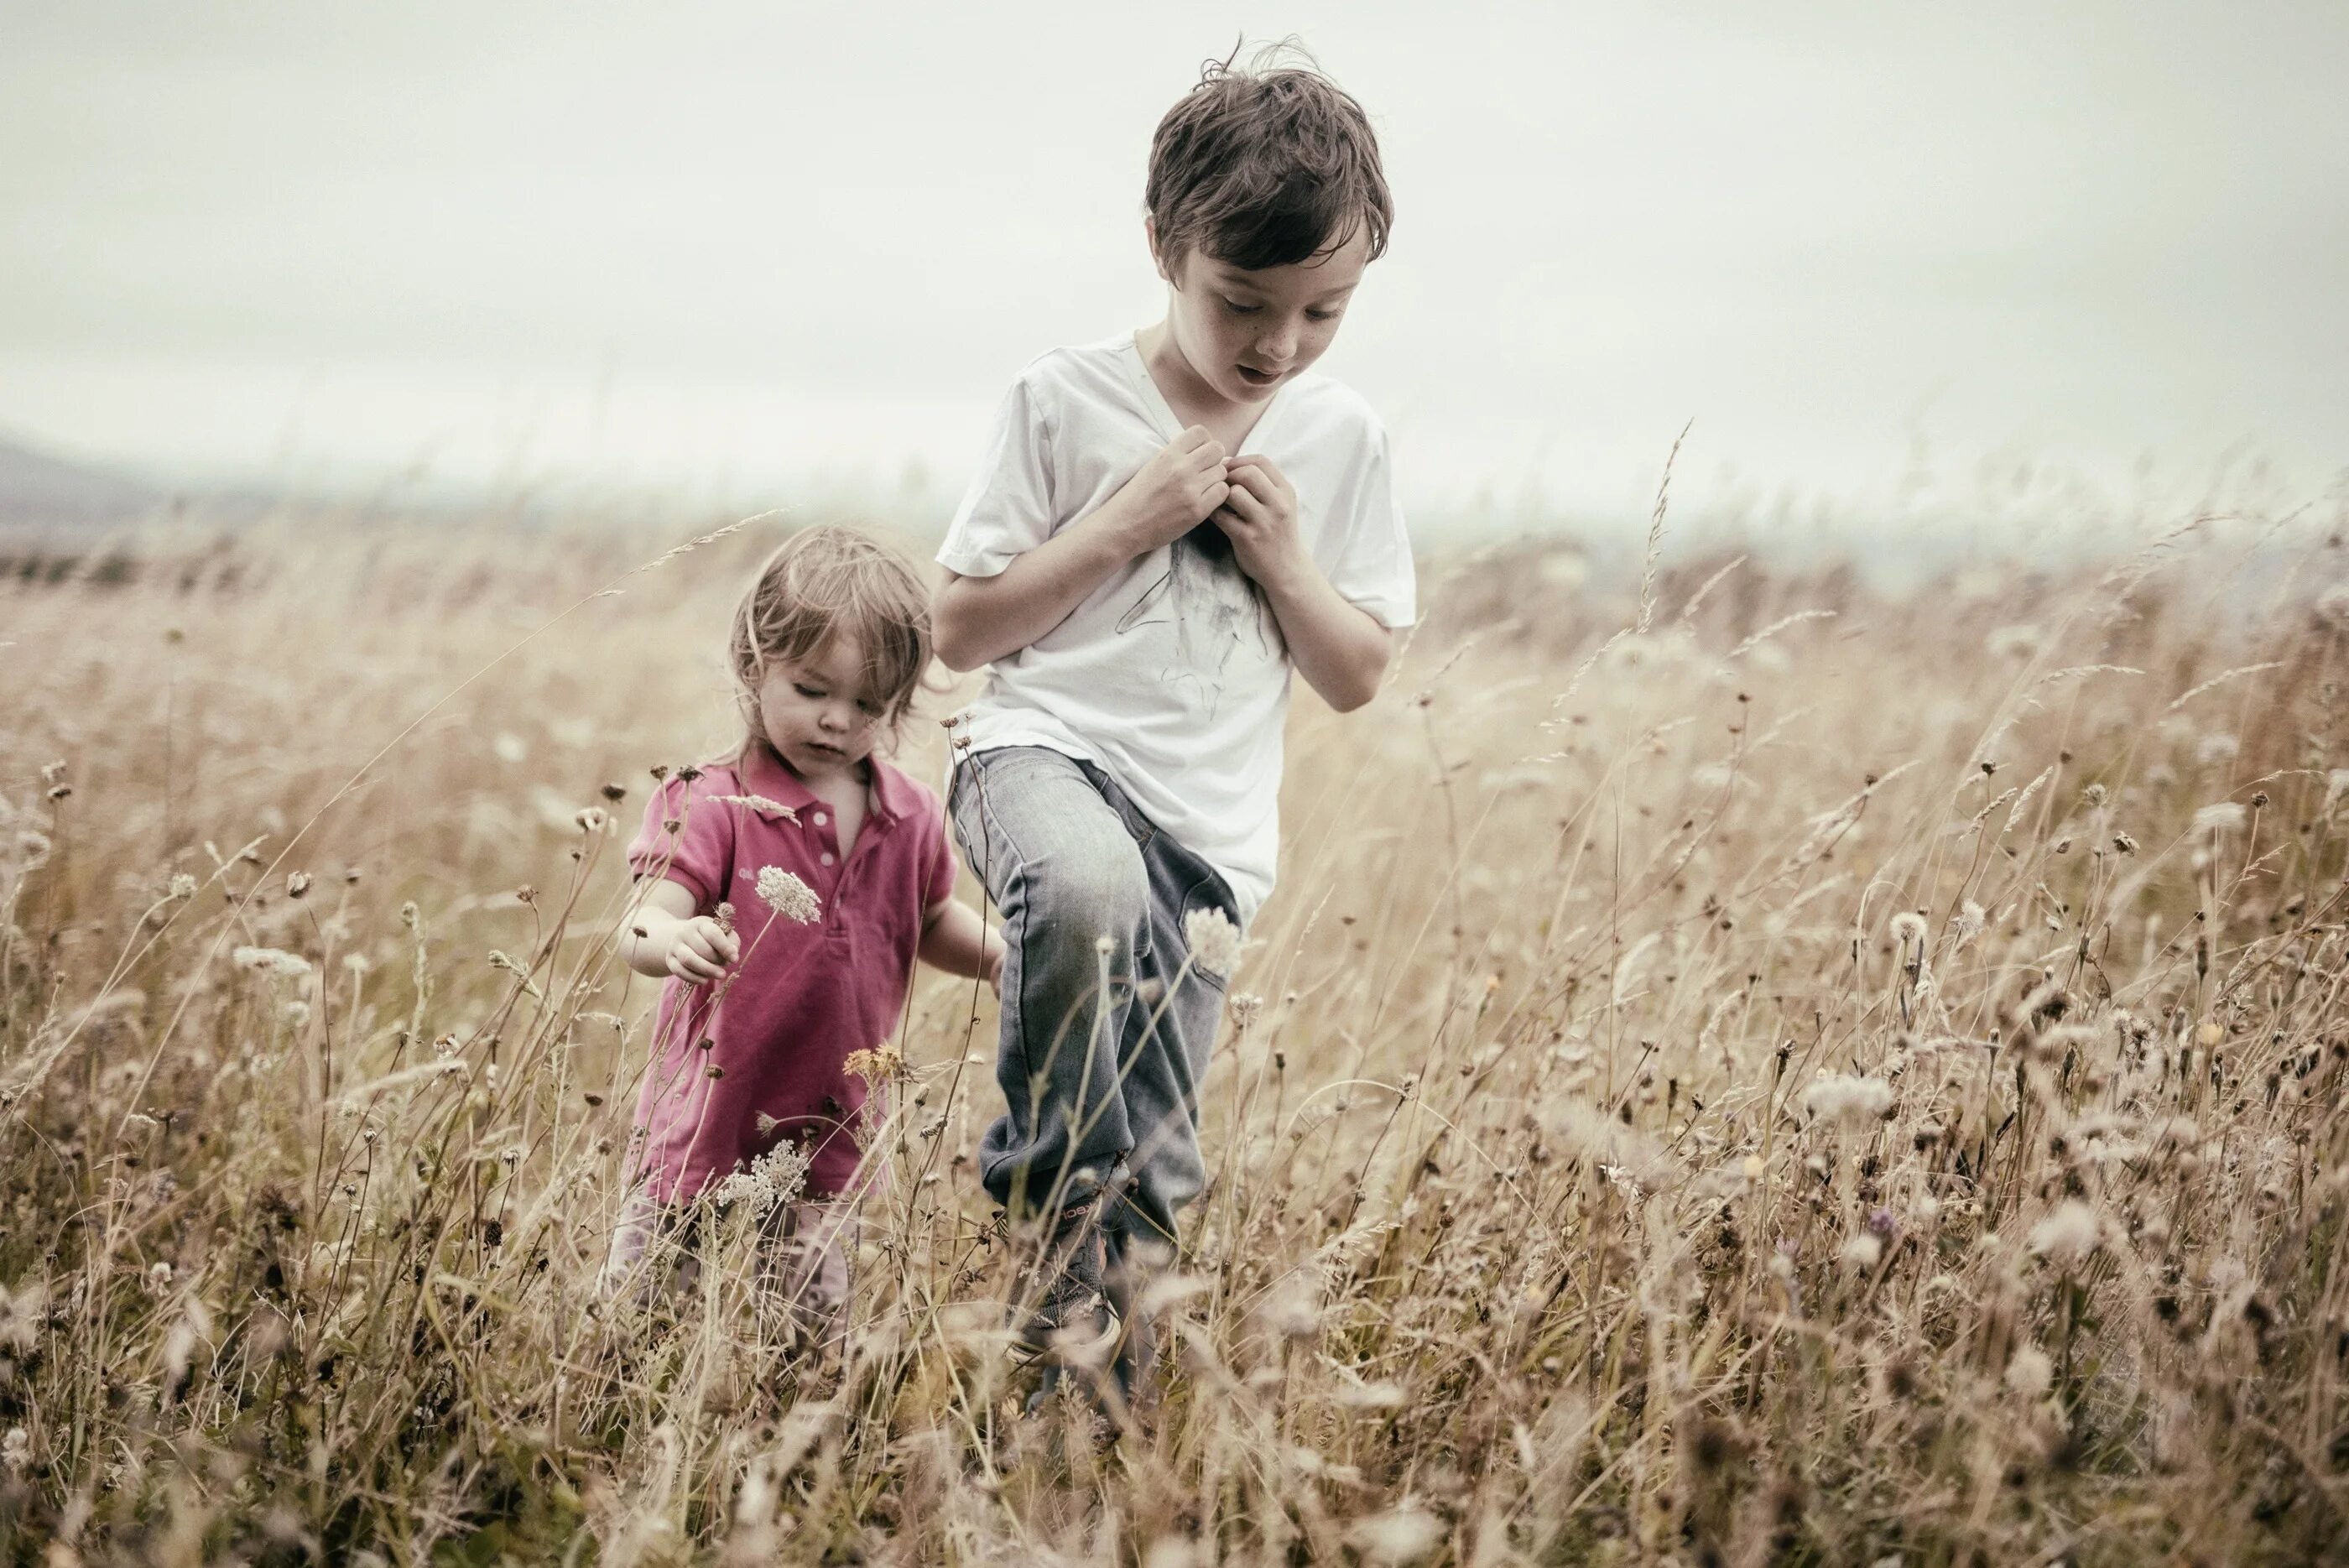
[2,1,2342,524]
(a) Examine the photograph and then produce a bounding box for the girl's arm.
[919,898,1004,992]
[619,878,740,983]
[932,427,1231,670]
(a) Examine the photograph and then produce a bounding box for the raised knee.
[1028,851,1148,956]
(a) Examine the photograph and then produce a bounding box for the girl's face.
[754,634,884,785]
[1153,221,1371,409]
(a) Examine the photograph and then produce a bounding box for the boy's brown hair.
[1146,43,1393,273]
[728,524,931,742]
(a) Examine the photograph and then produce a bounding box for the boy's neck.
[1137,319,1263,439]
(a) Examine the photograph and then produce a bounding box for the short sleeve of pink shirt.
[625,772,737,911]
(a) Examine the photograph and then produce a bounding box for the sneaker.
[1013,1202,1114,1358]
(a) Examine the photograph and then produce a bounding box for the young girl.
[607,524,1001,1331]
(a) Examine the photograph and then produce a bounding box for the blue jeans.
[947,746,1237,1254]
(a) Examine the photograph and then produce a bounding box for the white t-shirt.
[937,331,1417,924]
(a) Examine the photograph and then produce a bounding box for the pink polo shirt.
[623,743,956,1202]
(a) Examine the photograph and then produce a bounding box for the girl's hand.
[983,942,1005,998]
[1212,456,1308,592]
[667,914,741,985]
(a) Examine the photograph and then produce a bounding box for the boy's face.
[1153,221,1371,407]
[756,633,883,785]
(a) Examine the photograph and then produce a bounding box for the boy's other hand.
[667,914,740,985]
[1213,456,1306,591]
[1114,426,1231,552]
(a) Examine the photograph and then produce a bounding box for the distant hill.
[0,432,168,525]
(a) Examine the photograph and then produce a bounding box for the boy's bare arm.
[933,427,1231,670]
[919,898,1004,989]
[1257,567,1393,713]
[1216,456,1394,712]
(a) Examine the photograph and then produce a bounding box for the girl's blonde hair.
[727,525,933,751]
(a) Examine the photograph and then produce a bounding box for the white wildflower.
[1888,910,1928,946]
[1840,1232,1883,1269]
[0,1427,26,1472]
[1259,1278,1321,1341]
[1803,1073,1894,1128]
[707,1140,810,1217]
[2192,732,2238,768]
[1598,1163,1644,1202]
[1952,900,1987,945]
[2005,1343,2054,1398]
[2191,802,2246,836]
[755,866,821,925]
[2028,1199,2101,1266]
[1184,905,1241,975]
[1332,1378,1409,1409]
[0,1281,43,1351]
[232,946,312,982]
[1348,1504,1445,1565]
[167,873,197,901]
[573,806,610,835]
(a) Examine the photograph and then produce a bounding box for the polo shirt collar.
[737,742,911,826]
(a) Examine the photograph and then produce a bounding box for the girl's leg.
[757,1197,857,1352]
[602,1183,695,1305]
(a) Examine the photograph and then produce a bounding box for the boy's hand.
[1113,426,1231,552]
[666,914,740,986]
[1212,456,1308,591]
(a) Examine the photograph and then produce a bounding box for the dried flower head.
[2191,802,2247,837]
[706,1139,811,1217]
[1888,911,1928,946]
[755,866,822,924]
[1803,1073,1894,1128]
[713,793,797,820]
[232,946,313,982]
[1185,905,1242,975]
[2028,1199,2102,1266]
[2005,1343,2054,1398]
[843,1044,908,1087]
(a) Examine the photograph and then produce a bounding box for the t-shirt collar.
[737,742,912,827]
[1118,329,1296,455]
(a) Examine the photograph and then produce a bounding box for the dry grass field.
[3,500,2346,1565]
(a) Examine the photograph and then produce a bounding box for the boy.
[931,50,1414,1404]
